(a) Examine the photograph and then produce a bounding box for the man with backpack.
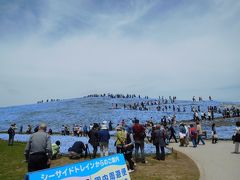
[132,119,146,163]
[189,124,198,148]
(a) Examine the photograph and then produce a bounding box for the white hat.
[39,123,47,131]
[115,125,123,130]
[101,124,108,130]
[102,120,107,125]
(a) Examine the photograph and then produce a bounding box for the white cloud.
[0,0,240,106]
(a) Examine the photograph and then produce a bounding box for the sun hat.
[101,124,108,130]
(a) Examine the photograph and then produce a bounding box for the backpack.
[180,126,186,134]
[182,128,186,134]
[8,128,14,135]
[190,128,197,138]
[122,133,134,153]
[133,124,146,140]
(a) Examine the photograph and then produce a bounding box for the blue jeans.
[197,135,205,145]
[155,144,165,160]
[134,141,145,162]
[191,138,197,147]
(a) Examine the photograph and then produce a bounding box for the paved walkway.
[170,140,240,180]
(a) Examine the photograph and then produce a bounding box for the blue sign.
[25,154,131,180]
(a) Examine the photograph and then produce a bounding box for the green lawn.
[0,140,199,180]
[0,140,27,180]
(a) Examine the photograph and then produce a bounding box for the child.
[52,140,61,159]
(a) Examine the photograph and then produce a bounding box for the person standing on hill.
[151,124,166,160]
[83,125,88,137]
[109,121,113,131]
[132,119,147,163]
[192,96,196,102]
[24,123,52,172]
[233,121,240,153]
[26,125,32,134]
[19,125,23,134]
[207,111,211,120]
[211,109,214,120]
[211,123,218,144]
[61,125,65,135]
[98,123,110,157]
[8,124,16,146]
[88,124,99,159]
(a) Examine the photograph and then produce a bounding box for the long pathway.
[170,140,240,180]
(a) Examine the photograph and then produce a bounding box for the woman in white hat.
[115,125,126,153]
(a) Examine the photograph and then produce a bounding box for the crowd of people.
[222,106,240,118]
[4,93,240,177]
[61,124,88,137]
[113,96,218,116]
[86,93,149,99]
[8,120,167,173]
[192,96,212,102]
[6,118,240,174]
[117,96,177,111]
[37,99,61,104]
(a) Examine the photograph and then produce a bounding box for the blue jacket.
[98,129,110,143]
[68,141,86,154]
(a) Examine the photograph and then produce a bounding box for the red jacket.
[132,124,145,141]
[189,127,197,139]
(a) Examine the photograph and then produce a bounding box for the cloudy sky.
[0,0,240,106]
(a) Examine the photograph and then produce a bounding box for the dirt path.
[170,140,240,180]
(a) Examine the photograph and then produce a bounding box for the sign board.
[25,154,131,180]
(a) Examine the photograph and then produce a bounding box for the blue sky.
[0,0,240,106]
